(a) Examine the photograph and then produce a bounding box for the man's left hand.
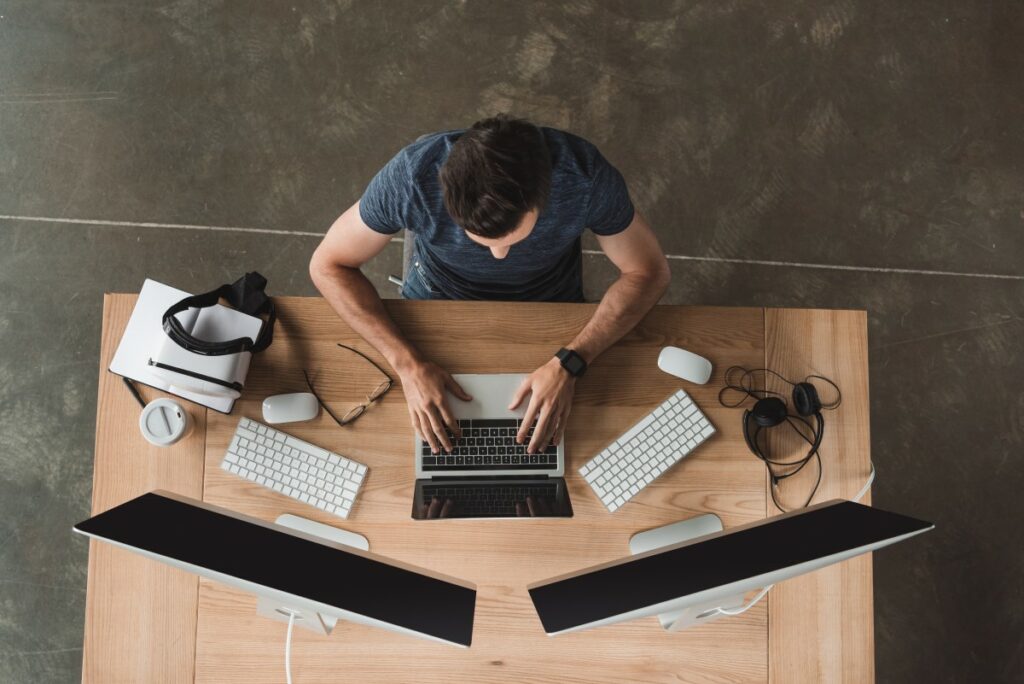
[509,357,576,453]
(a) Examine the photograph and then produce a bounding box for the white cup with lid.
[139,398,191,447]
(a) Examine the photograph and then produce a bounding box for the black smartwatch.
[556,347,587,378]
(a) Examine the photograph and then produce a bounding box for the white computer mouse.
[262,392,320,424]
[657,346,713,385]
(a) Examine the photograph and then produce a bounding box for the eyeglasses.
[303,343,393,426]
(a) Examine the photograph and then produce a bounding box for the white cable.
[285,610,296,684]
[713,584,774,616]
[852,462,876,503]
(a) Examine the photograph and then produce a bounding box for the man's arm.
[566,211,671,361]
[510,211,671,451]
[309,203,470,454]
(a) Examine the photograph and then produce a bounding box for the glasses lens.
[342,404,366,424]
[369,380,392,401]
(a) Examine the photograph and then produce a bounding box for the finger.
[411,412,432,451]
[517,396,540,444]
[445,373,472,401]
[526,495,538,517]
[529,405,556,453]
[508,377,531,410]
[425,406,452,452]
[438,400,461,439]
[418,411,440,453]
[440,498,454,518]
[541,404,563,448]
[553,404,572,445]
[427,496,442,519]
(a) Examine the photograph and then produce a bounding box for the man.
[309,115,670,457]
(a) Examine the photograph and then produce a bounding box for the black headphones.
[719,367,841,512]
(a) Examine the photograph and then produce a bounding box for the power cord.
[711,584,774,617]
[284,609,298,684]
[852,461,876,503]
[704,463,877,620]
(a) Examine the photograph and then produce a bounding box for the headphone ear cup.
[792,382,821,417]
[751,397,788,427]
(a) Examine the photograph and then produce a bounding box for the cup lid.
[139,399,188,446]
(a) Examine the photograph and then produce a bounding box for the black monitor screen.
[75,493,476,646]
[529,501,931,634]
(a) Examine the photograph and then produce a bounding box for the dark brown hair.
[439,115,551,238]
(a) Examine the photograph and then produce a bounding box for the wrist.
[564,340,596,365]
[391,349,424,376]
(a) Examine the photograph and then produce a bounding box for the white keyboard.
[220,418,368,519]
[579,390,714,512]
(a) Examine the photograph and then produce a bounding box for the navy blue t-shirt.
[358,128,634,301]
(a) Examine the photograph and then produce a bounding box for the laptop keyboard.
[421,418,558,471]
[422,482,560,517]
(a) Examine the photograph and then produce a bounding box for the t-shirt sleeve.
[358,149,415,235]
[585,151,635,236]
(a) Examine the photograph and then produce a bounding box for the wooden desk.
[83,298,873,683]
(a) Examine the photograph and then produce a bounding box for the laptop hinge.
[426,474,551,482]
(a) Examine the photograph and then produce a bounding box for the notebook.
[109,279,263,413]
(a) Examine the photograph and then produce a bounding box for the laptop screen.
[75,492,476,646]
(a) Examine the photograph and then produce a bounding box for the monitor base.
[255,515,370,636]
[629,514,750,631]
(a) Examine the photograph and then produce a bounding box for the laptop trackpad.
[446,373,529,419]
[412,478,573,520]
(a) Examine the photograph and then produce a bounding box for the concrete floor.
[1,1,1021,682]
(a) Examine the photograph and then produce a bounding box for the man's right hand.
[397,359,472,453]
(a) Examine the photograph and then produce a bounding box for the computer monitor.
[528,499,933,634]
[74,491,476,647]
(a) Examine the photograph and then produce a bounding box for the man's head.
[439,115,551,259]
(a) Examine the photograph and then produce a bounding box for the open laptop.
[411,374,573,519]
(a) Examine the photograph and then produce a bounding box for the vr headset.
[148,272,276,399]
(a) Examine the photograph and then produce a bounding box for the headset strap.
[162,272,276,355]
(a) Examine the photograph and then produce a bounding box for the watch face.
[565,354,585,376]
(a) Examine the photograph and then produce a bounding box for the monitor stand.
[255,514,370,636]
[629,514,752,631]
